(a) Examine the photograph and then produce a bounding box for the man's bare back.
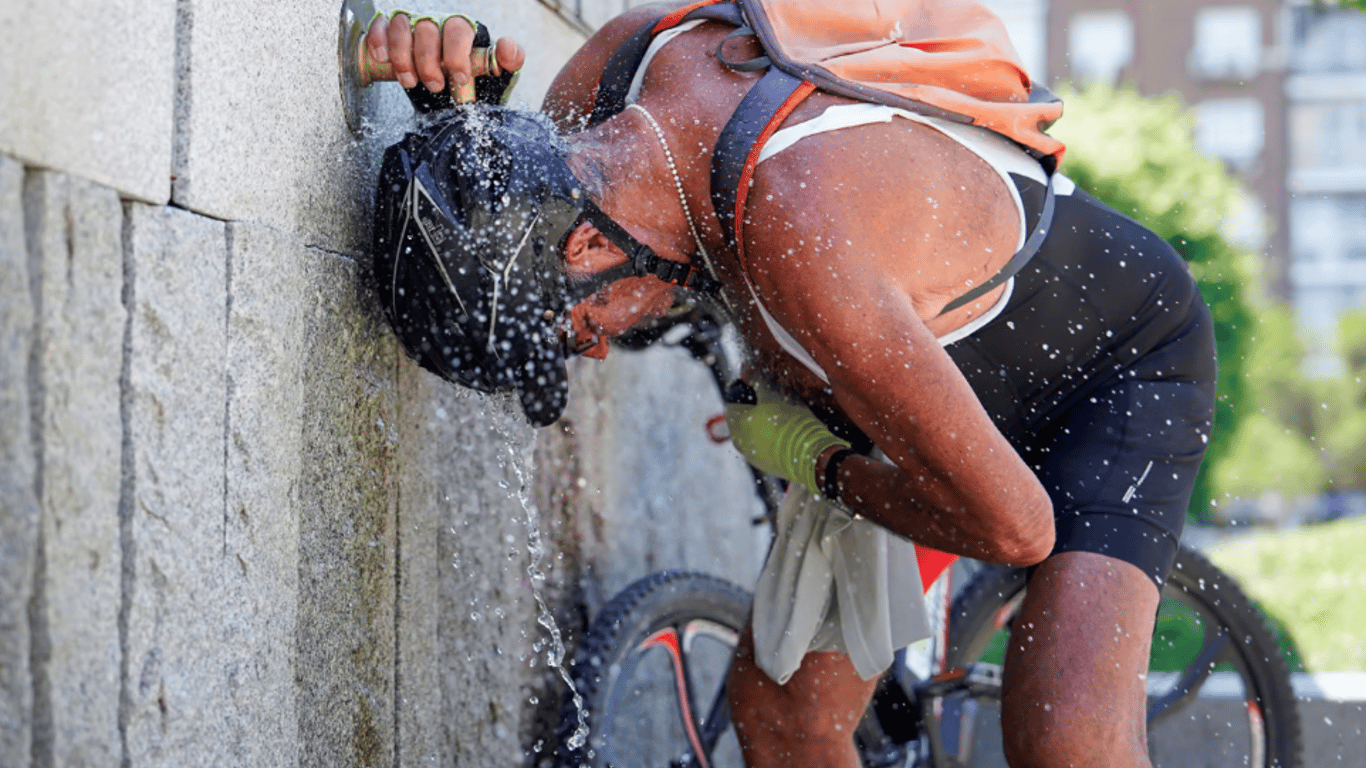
[364,5,1217,766]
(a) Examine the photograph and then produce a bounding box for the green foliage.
[1209,516,1366,672]
[1050,85,1261,520]
[1210,307,1328,504]
[1317,311,1366,487]
[1212,413,1325,497]
[1240,307,1314,429]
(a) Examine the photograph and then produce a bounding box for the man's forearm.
[815,447,1054,567]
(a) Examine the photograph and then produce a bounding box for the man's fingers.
[442,17,477,88]
[366,13,520,95]
[494,37,526,75]
[411,18,445,93]
[387,14,417,89]
[365,13,390,64]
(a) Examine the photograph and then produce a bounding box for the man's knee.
[728,649,871,747]
[1000,701,1145,768]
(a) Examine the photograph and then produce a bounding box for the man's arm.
[740,126,1055,567]
[542,2,693,131]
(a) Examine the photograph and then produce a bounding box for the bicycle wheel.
[557,571,752,768]
[943,546,1303,768]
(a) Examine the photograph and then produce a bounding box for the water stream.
[497,435,590,752]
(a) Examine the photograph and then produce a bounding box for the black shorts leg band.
[1052,511,1180,587]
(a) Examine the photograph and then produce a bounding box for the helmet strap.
[565,200,721,304]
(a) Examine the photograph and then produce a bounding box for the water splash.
[496,434,590,751]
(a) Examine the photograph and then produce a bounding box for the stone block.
[293,250,400,768]
[221,221,313,766]
[393,367,444,766]
[392,363,552,765]
[428,394,549,766]
[122,203,238,767]
[171,0,585,257]
[0,1,176,203]
[0,153,38,767]
[28,172,125,768]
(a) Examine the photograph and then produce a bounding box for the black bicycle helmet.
[370,106,720,427]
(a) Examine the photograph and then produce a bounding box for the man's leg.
[1000,550,1161,768]
[728,625,879,768]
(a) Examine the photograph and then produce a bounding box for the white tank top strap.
[748,104,1042,382]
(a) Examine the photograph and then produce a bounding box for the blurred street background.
[978,0,1366,680]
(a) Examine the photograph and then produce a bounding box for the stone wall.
[0,1,765,766]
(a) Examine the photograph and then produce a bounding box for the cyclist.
[367,3,1216,767]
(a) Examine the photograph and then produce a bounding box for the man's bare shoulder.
[741,115,1020,326]
[544,2,699,128]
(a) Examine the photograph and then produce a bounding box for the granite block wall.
[0,2,765,766]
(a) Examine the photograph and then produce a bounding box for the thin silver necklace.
[626,103,719,280]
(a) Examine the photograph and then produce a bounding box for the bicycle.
[554,304,1304,768]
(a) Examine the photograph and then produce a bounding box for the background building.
[1046,0,1289,295]
[1284,3,1366,367]
[1037,0,1366,370]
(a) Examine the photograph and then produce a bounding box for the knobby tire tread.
[556,570,752,768]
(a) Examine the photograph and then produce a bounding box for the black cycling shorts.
[946,182,1218,586]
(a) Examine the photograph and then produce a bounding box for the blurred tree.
[1241,307,1315,433]
[1318,312,1366,488]
[1212,412,1325,499]
[1206,306,1335,519]
[1049,85,1264,522]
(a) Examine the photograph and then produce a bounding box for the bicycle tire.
[943,546,1303,768]
[557,571,752,768]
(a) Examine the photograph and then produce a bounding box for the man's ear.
[563,221,627,274]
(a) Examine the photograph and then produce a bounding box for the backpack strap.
[938,173,1055,315]
[589,0,744,127]
[709,68,816,273]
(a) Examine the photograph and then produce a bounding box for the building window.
[1190,6,1262,81]
[1068,11,1134,85]
[1195,98,1265,170]
[1291,100,1366,172]
[1291,194,1366,266]
[1292,9,1366,73]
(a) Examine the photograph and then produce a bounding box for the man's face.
[563,273,677,358]
[558,219,680,359]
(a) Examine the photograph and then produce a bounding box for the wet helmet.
[369,106,717,427]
